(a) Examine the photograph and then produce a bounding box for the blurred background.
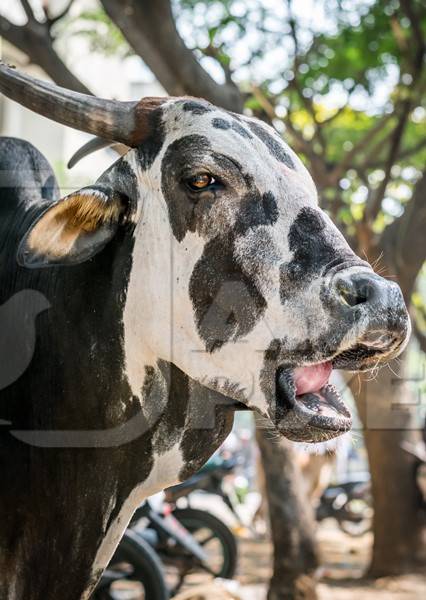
[0,1,425,599]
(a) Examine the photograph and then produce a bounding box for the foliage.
[60,0,426,323]
[176,0,425,239]
[68,1,425,246]
[68,8,131,57]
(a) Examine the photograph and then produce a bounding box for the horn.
[67,137,122,169]
[0,62,165,146]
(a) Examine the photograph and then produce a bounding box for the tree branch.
[368,138,426,170]
[100,0,243,112]
[399,0,426,60]
[20,0,36,23]
[330,112,394,185]
[201,43,234,85]
[248,83,328,184]
[0,11,92,95]
[320,102,347,125]
[320,85,356,125]
[380,170,426,302]
[365,101,412,223]
[286,1,326,152]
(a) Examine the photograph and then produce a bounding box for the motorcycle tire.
[172,507,238,580]
[338,517,372,537]
[93,528,169,600]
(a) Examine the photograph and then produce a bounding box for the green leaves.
[63,0,425,245]
[70,8,131,58]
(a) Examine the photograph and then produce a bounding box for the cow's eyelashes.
[185,173,222,192]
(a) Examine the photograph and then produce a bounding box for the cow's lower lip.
[275,365,352,443]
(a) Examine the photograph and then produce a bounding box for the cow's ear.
[17,186,129,268]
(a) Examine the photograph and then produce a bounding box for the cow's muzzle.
[272,269,410,443]
[328,269,410,367]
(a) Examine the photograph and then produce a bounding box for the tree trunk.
[348,170,426,576]
[256,420,319,600]
[100,0,243,112]
[351,360,426,575]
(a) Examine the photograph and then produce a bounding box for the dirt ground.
[174,522,426,599]
[235,520,426,599]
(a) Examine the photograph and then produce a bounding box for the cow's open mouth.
[276,362,351,443]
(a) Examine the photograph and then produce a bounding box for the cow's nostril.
[336,278,370,307]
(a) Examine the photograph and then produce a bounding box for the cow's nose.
[332,271,408,329]
[323,267,410,355]
[331,271,409,339]
[330,270,410,351]
[334,271,404,309]
[334,271,386,308]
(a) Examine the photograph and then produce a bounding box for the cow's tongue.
[293,362,333,396]
[275,361,351,440]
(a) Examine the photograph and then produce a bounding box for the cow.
[0,62,410,600]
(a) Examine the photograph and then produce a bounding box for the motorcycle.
[165,455,246,529]
[132,495,238,595]
[316,472,373,536]
[98,489,238,598]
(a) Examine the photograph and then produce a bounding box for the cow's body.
[0,137,235,599]
[0,63,410,600]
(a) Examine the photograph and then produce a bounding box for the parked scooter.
[132,495,238,595]
[316,472,373,536]
[317,427,426,537]
[98,490,238,598]
[165,455,246,528]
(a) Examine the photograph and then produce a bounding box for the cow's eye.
[186,173,217,191]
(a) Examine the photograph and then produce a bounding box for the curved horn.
[0,62,165,146]
[67,137,116,169]
[68,138,129,169]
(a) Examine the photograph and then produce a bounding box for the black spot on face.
[212,117,253,140]
[135,107,165,170]
[161,134,266,243]
[235,190,278,235]
[248,121,295,169]
[212,117,231,130]
[182,100,212,115]
[161,134,277,350]
[161,134,213,241]
[231,121,253,139]
[280,207,354,303]
[189,234,267,352]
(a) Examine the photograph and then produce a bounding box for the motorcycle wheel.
[172,507,238,579]
[93,529,169,600]
[338,517,372,536]
[338,498,373,537]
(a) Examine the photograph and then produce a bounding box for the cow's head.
[1,64,410,443]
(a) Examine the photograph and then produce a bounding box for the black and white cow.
[0,63,410,599]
